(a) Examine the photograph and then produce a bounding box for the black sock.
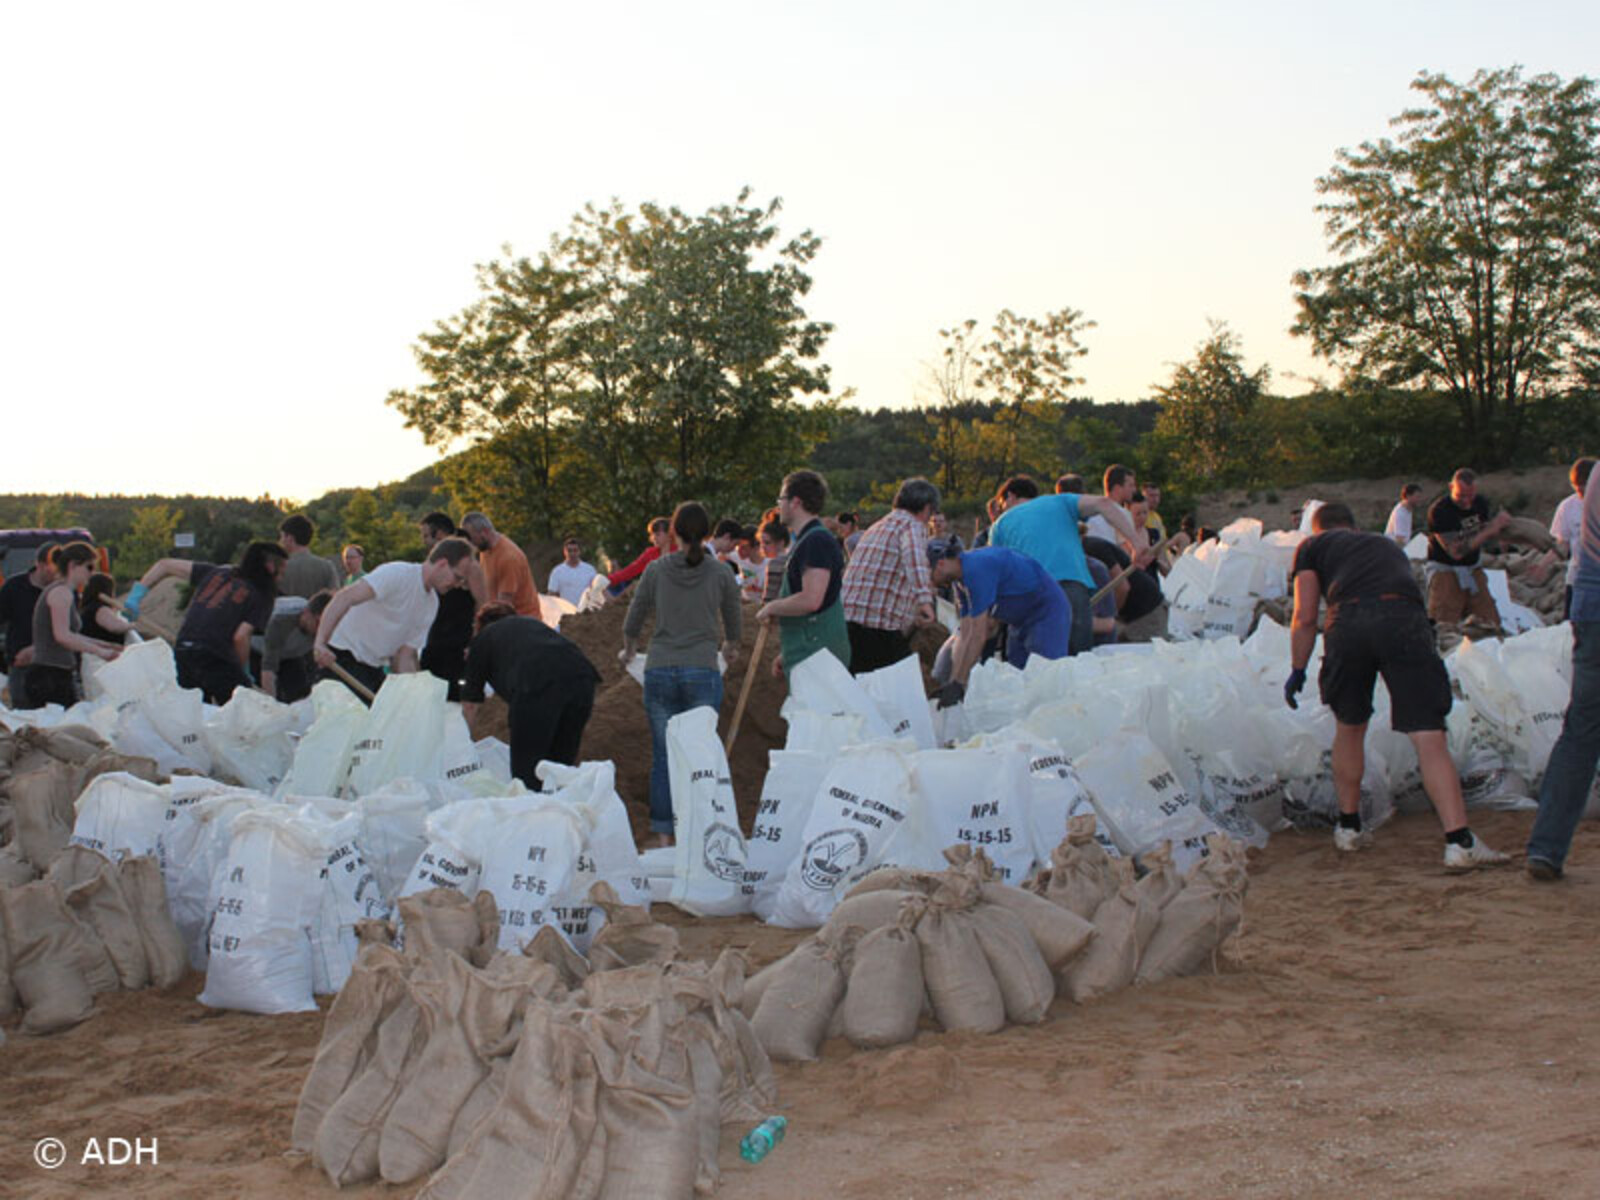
[1444,828,1473,847]
[1337,812,1362,832]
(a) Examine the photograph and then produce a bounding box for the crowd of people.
[0,455,1595,875]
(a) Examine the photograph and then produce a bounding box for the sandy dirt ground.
[4,806,1597,1199]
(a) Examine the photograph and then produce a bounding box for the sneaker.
[1526,857,1563,882]
[1332,825,1371,853]
[1443,834,1511,871]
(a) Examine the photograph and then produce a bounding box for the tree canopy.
[1293,67,1600,466]
[388,190,834,556]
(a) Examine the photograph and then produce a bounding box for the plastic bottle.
[739,1115,788,1163]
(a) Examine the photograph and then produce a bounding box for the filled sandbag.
[11,761,84,871]
[742,749,830,921]
[915,880,1005,1034]
[70,772,171,864]
[750,931,848,1062]
[0,900,15,1019]
[842,866,943,898]
[969,902,1055,1024]
[586,881,679,971]
[292,945,412,1154]
[0,843,35,885]
[840,901,925,1049]
[397,889,499,969]
[1041,814,1119,919]
[822,886,922,938]
[1061,859,1162,1003]
[51,848,150,991]
[666,706,750,917]
[1136,836,1249,984]
[119,854,189,989]
[1,880,96,1034]
[313,996,428,1187]
[977,881,1096,972]
[1133,841,1185,912]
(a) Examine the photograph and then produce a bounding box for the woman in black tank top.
[80,572,131,646]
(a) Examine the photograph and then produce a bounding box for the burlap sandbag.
[81,748,163,788]
[1061,860,1161,1003]
[751,932,848,1061]
[37,724,110,765]
[522,923,591,990]
[969,902,1055,1024]
[1136,838,1249,984]
[292,944,412,1155]
[0,899,16,1019]
[120,854,190,989]
[445,1056,509,1161]
[587,880,679,971]
[840,900,925,1048]
[313,994,429,1187]
[52,850,150,991]
[418,1002,608,1200]
[822,886,921,938]
[841,867,942,900]
[1133,841,1185,912]
[1,880,96,1034]
[10,762,84,872]
[1043,813,1118,920]
[978,881,1096,971]
[0,842,36,886]
[592,1009,701,1200]
[916,881,1006,1034]
[379,952,547,1184]
[698,949,777,1123]
[356,917,396,947]
[398,888,496,967]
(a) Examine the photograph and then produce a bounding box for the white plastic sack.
[350,779,437,905]
[855,655,936,749]
[276,680,366,798]
[666,706,749,917]
[159,782,277,969]
[983,734,1108,868]
[203,688,296,793]
[783,650,893,740]
[475,738,513,785]
[477,799,585,951]
[345,672,450,797]
[71,771,170,861]
[1072,732,1224,872]
[197,810,323,1014]
[903,747,1034,884]
[537,759,652,951]
[769,743,917,928]
[299,804,390,994]
[742,749,830,921]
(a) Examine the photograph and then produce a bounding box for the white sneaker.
[1332,825,1371,852]
[1443,833,1510,871]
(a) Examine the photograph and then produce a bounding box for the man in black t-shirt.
[0,545,55,671]
[1082,536,1166,642]
[130,542,285,703]
[1285,501,1507,871]
[1424,468,1509,627]
[417,512,487,699]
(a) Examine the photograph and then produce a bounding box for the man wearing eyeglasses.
[312,536,477,701]
[757,469,851,677]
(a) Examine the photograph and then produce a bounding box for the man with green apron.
[757,469,851,676]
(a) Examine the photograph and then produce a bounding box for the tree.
[389,190,834,557]
[341,490,419,568]
[1150,323,1271,491]
[116,505,182,581]
[1293,67,1600,466]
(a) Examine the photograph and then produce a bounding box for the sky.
[5,0,1597,502]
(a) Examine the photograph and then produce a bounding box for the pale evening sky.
[3,1,1595,501]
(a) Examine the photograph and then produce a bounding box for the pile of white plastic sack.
[639,596,1588,931]
[743,829,1247,1061]
[292,883,775,1198]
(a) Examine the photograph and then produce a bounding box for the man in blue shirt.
[929,544,1071,706]
[1526,470,1600,880]
[988,474,1144,654]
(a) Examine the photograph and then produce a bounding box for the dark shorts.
[1320,601,1451,732]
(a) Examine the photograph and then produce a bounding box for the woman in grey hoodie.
[620,501,743,846]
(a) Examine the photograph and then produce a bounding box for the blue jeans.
[1060,580,1093,656]
[1527,621,1600,870]
[643,666,724,834]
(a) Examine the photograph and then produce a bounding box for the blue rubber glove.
[124,581,150,618]
[1284,667,1307,710]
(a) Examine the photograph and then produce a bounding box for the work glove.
[1283,667,1307,710]
[123,582,150,618]
[936,680,966,710]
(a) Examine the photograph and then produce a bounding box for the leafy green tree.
[390,190,834,558]
[341,490,419,567]
[1151,323,1271,491]
[115,505,182,581]
[1293,67,1600,466]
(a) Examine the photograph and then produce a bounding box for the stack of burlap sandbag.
[292,881,776,1199]
[742,845,1098,1058]
[0,843,189,1035]
[0,720,163,883]
[1033,816,1250,1001]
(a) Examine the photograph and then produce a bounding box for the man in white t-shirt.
[312,537,475,700]
[1084,463,1138,549]
[1550,458,1595,619]
[1384,482,1424,545]
[546,535,599,606]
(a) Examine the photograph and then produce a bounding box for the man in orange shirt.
[461,512,542,619]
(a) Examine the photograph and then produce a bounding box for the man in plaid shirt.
[840,477,942,674]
